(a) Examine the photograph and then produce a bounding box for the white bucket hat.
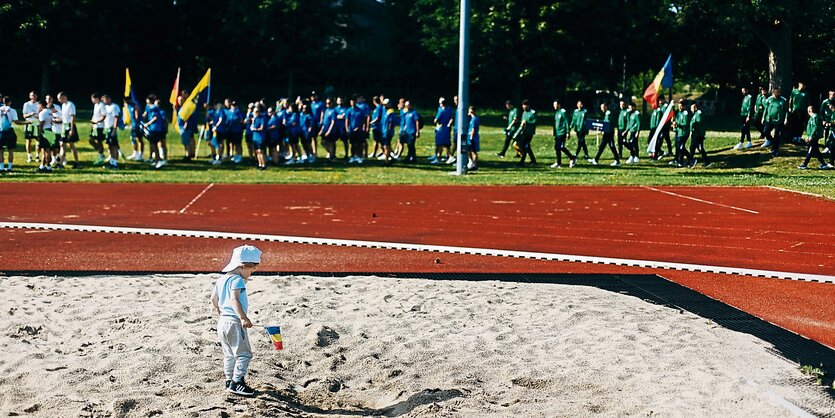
[221,245,262,272]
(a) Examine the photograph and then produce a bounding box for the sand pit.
[0,274,831,417]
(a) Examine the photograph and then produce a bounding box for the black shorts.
[380,134,392,147]
[0,129,17,150]
[399,132,415,145]
[90,127,105,141]
[24,124,39,139]
[228,131,243,145]
[63,125,80,143]
[38,132,59,150]
[372,129,383,143]
[323,131,339,144]
[288,132,300,146]
[105,128,119,146]
[148,131,165,144]
[350,130,365,145]
[338,131,349,143]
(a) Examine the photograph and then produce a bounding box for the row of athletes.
[498,97,711,168]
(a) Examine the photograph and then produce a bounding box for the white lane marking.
[764,186,827,200]
[178,183,215,214]
[744,380,816,418]
[643,186,760,214]
[0,221,832,284]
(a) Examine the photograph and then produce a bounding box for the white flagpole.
[647,101,675,153]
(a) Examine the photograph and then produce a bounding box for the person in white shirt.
[36,101,54,172]
[58,92,80,168]
[0,96,25,172]
[89,93,107,165]
[102,94,121,169]
[45,95,63,168]
[22,91,39,163]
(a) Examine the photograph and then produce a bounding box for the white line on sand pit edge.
[178,183,215,214]
[0,221,832,284]
[642,186,760,214]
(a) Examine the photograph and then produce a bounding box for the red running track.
[0,183,833,347]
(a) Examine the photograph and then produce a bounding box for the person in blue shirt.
[176,94,197,161]
[400,100,421,163]
[126,99,145,162]
[142,95,168,168]
[267,107,281,165]
[309,92,323,156]
[356,95,371,157]
[346,97,367,163]
[431,98,455,165]
[380,100,396,164]
[244,103,254,159]
[334,97,349,159]
[393,98,406,159]
[283,104,304,165]
[319,98,338,162]
[300,103,316,163]
[467,105,480,171]
[211,102,228,165]
[369,96,384,159]
[226,100,245,164]
[275,100,290,162]
[204,104,215,159]
[250,106,267,170]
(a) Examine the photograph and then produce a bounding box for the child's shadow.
[258,387,464,416]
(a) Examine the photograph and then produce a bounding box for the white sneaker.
[430,159,440,165]
[733,143,743,150]
[610,160,620,166]
[377,154,386,160]
[445,156,456,164]
[761,140,771,148]
[550,162,560,168]
[823,148,831,154]
[211,158,222,165]
[154,160,167,169]
[569,159,576,168]
[26,154,32,163]
[356,158,364,164]
[744,141,753,149]
[589,159,598,165]
[633,157,640,163]
[307,155,317,163]
[233,155,243,164]
[284,158,296,165]
[626,156,635,164]
[467,161,475,170]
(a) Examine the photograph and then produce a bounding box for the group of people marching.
[737,84,835,170]
[2,85,833,174]
[498,97,711,169]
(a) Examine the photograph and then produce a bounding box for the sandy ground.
[0,274,831,417]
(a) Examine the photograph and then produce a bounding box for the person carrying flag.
[735,87,754,150]
[550,99,576,168]
[650,96,673,160]
[177,95,197,161]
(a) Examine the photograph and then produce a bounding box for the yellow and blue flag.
[265,326,283,350]
[122,68,138,127]
[178,68,211,122]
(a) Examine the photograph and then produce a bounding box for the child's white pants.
[217,317,252,382]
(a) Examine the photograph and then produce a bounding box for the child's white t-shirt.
[51,105,62,134]
[38,109,52,131]
[22,101,38,122]
[92,102,105,128]
[62,101,76,130]
[213,274,248,320]
[104,103,120,129]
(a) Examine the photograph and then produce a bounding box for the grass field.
[3,110,834,199]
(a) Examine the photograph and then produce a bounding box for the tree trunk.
[767,23,792,94]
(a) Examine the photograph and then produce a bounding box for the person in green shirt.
[649,96,672,159]
[754,86,768,139]
[497,100,520,158]
[550,100,576,168]
[761,87,788,156]
[570,101,590,161]
[789,82,808,143]
[671,100,692,167]
[514,99,537,166]
[799,106,832,169]
[625,102,641,164]
[616,100,629,159]
[688,102,710,168]
[591,102,621,166]
[827,102,835,163]
[735,87,754,150]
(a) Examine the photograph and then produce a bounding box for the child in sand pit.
[211,245,262,397]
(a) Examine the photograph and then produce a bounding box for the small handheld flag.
[265,326,283,350]
[642,54,673,110]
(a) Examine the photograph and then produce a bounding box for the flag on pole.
[265,326,283,350]
[178,68,211,122]
[642,54,673,110]
[647,101,676,153]
[122,68,138,127]
[169,68,181,133]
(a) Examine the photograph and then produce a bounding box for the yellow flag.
[178,69,211,122]
[122,68,134,126]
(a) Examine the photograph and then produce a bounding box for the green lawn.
[3,116,834,199]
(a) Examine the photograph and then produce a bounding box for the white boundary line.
[764,186,827,200]
[643,186,760,214]
[745,380,816,418]
[178,183,215,214]
[1,221,832,284]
